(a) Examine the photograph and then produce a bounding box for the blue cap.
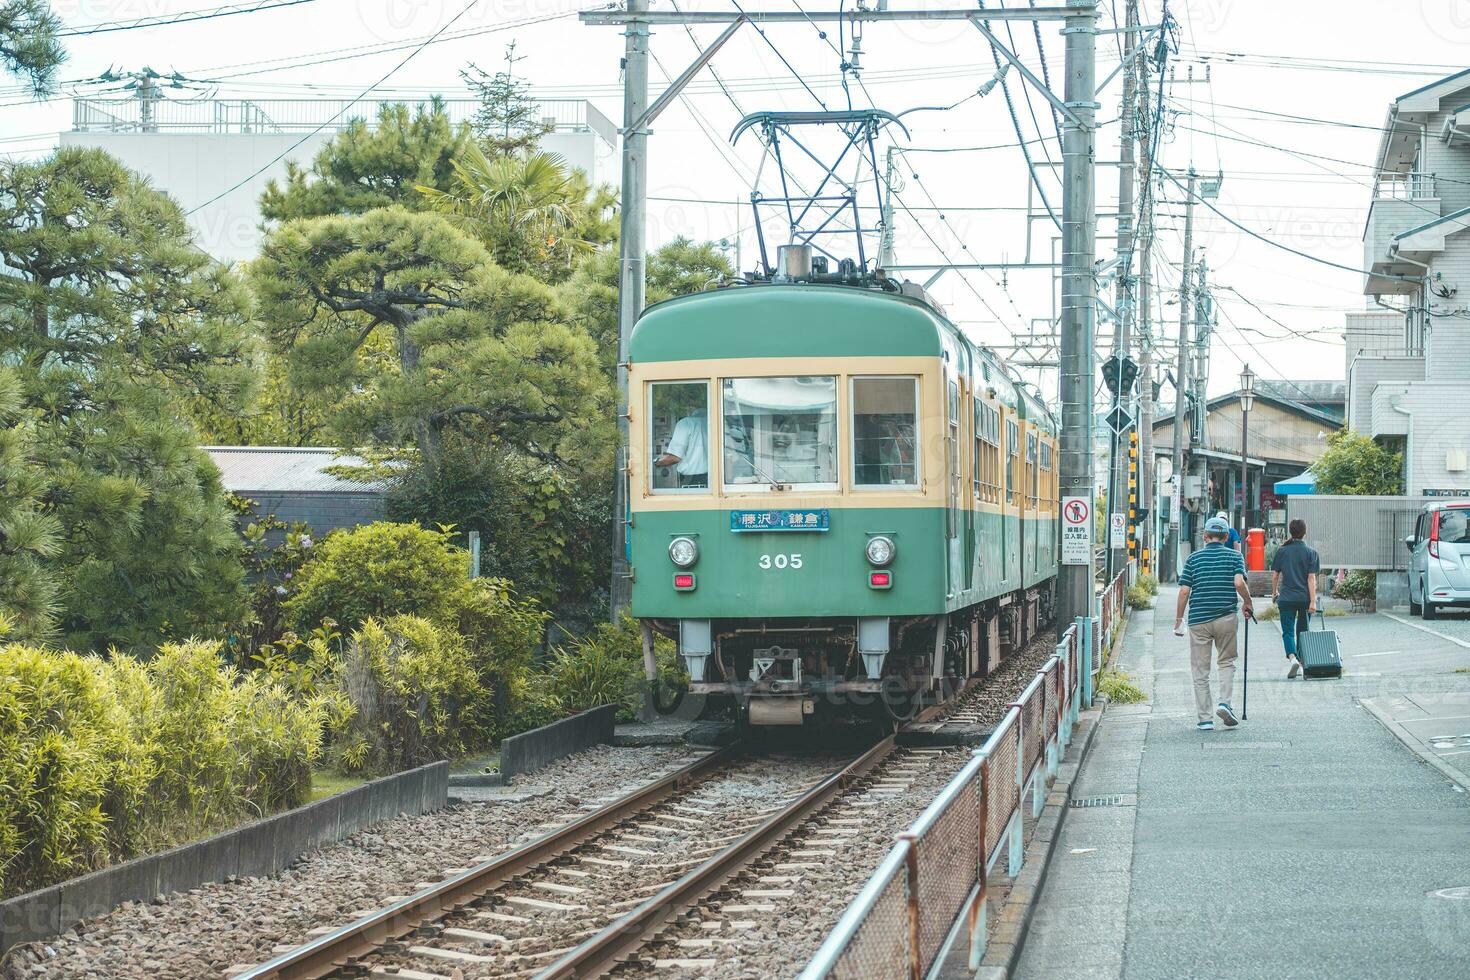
[1204,516,1231,534]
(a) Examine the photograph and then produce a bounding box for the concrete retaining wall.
[500,704,617,781]
[0,761,447,956]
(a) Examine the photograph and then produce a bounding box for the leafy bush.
[1257,604,1280,621]
[1333,569,1377,602]
[535,617,681,723]
[331,616,483,773]
[1135,572,1159,597]
[1125,583,1154,610]
[0,640,322,898]
[284,522,469,633]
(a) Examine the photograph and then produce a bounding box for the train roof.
[631,282,952,362]
[631,281,1041,416]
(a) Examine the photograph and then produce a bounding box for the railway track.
[230,741,888,980]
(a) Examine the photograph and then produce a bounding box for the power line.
[59,0,317,36]
[183,0,489,215]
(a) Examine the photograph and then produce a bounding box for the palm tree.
[417,146,603,278]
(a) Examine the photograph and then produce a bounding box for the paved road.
[1015,591,1470,980]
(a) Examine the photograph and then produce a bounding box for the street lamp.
[1239,364,1256,532]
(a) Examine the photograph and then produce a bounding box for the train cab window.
[851,377,919,488]
[721,376,838,490]
[649,381,710,492]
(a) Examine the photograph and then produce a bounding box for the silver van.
[1406,502,1470,619]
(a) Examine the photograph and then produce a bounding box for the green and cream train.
[628,253,1059,726]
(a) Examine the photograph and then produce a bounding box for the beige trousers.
[1187,614,1239,723]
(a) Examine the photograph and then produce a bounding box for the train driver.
[656,412,709,488]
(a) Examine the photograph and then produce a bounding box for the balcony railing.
[1372,171,1437,200]
[70,97,616,146]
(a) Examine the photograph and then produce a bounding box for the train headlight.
[865,535,896,566]
[668,536,699,568]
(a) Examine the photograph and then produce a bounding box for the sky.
[4,0,1467,405]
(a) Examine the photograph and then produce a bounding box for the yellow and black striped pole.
[1128,429,1145,573]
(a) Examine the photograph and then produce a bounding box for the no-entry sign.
[1062,495,1091,565]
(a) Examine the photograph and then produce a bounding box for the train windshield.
[852,377,919,488]
[721,376,838,490]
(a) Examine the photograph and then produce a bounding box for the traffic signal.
[1101,353,1140,395]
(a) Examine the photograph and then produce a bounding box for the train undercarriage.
[643,581,1056,728]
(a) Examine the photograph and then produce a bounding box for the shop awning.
[1274,470,1316,495]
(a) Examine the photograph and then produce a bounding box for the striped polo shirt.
[1179,542,1246,626]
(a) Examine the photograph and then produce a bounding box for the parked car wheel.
[1424,589,1439,621]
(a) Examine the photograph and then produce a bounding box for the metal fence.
[1285,495,1439,570]
[803,567,1136,980]
[70,97,617,146]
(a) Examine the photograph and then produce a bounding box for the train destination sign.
[729,509,832,532]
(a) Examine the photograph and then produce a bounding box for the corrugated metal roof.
[204,446,390,494]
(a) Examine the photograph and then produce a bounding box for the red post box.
[1246,527,1266,571]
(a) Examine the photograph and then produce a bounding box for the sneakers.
[1287,656,1301,679]
[1196,720,1215,732]
[1216,703,1240,728]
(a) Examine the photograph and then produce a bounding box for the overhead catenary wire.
[59,0,317,36]
[183,0,490,215]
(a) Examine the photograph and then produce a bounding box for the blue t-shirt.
[1271,539,1320,605]
[1179,542,1246,626]
[1226,527,1242,548]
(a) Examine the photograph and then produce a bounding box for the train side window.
[649,381,711,492]
[1006,418,1019,503]
[974,402,1001,503]
[1027,433,1039,508]
[851,377,919,488]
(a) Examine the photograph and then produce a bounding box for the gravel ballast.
[0,745,701,980]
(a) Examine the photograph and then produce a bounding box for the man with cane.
[1174,515,1254,731]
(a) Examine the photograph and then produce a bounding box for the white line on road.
[1351,650,1404,658]
[1380,612,1470,650]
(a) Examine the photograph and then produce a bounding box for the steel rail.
[234,742,746,980]
[537,735,898,979]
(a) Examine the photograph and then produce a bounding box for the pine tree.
[0,367,59,641]
[0,0,64,96]
[260,100,474,221]
[0,147,253,651]
[461,49,553,158]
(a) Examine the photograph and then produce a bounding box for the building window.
[721,376,838,490]
[851,377,919,488]
[649,381,710,492]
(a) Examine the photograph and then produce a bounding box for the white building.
[62,97,618,263]
[1358,68,1470,495]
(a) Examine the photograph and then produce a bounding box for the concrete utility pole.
[1056,8,1098,633]
[1105,0,1139,579]
[1189,257,1211,554]
[610,0,650,619]
[1135,46,1155,576]
[1165,168,1196,580]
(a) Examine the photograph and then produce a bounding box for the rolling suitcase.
[1296,611,1343,678]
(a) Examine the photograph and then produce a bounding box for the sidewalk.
[1014,587,1470,980]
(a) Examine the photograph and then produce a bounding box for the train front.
[627,276,955,727]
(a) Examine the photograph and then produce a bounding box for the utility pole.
[1189,257,1211,554]
[1135,45,1155,576]
[1105,0,1139,580]
[1056,8,1098,633]
[610,0,649,619]
[1165,168,1195,580]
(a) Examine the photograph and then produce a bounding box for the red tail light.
[673,573,696,591]
[1431,512,1441,559]
[869,571,892,589]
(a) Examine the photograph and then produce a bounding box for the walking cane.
[1242,607,1255,721]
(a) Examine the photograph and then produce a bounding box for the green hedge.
[0,641,322,899]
